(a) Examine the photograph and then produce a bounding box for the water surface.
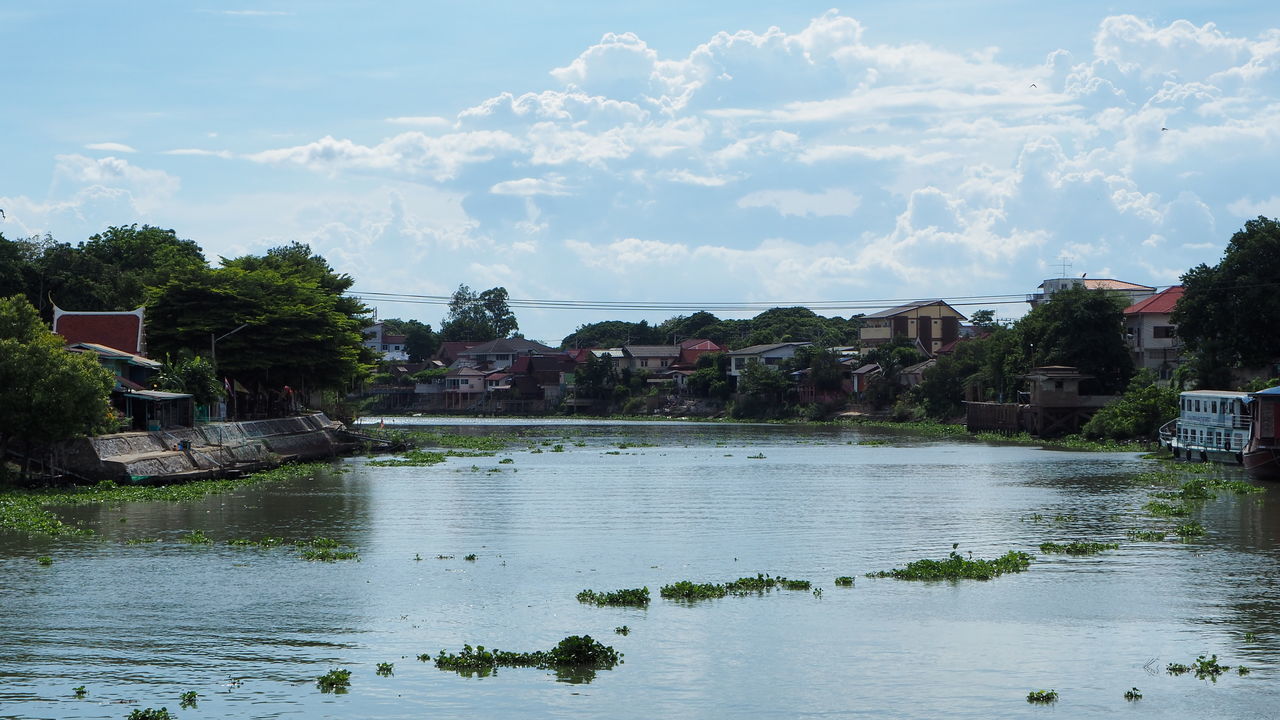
[2,421,1277,719]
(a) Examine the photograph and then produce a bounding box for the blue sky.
[3,2,1278,343]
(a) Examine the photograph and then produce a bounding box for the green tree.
[574,353,618,401]
[1173,216,1280,387]
[382,318,438,362]
[1013,284,1133,394]
[152,353,223,406]
[560,319,660,349]
[438,285,519,342]
[731,361,791,418]
[0,295,115,468]
[146,245,372,393]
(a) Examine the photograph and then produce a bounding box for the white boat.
[1159,390,1251,464]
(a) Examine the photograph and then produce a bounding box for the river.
[1,420,1277,719]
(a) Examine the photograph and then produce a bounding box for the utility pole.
[211,323,250,372]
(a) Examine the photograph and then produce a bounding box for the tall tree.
[0,295,115,466]
[438,284,519,342]
[1173,216,1280,386]
[145,245,372,393]
[1012,284,1133,394]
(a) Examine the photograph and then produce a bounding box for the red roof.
[1124,286,1183,315]
[52,306,145,355]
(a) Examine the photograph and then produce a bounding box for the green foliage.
[1015,285,1134,394]
[1192,654,1230,679]
[180,529,211,544]
[868,548,1032,581]
[1081,369,1178,440]
[146,243,372,392]
[659,574,811,600]
[1174,217,1280,381]
[153,353,223,406]
[0,295,115,463]
[178,691,198,709]
[432,636,622,678]
[1174,521,1206,538]
[381,318,438,361]
[438,284,518,342]
[561,319,661,349]
[731,361,791,418]
[614,625,630,635]
[1124,687,1142,701]
[411,367,449,383]
[1038,541,1119,554]
[1026,689,1058,704]
[127,709,175,720]
[37,555,52,566]
[316,668,352,693]
[73,685,87,698]
[835,576,854,586]
[576,587,651,607]
[376,662,394,677]
[574,352,619,400]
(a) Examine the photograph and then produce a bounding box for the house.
[898,358,936,388]
[726,342,812,377]
[510,354,578,403]
[52,304,146,355]
[434,341,479,367]
[1123,286,1185,379]
[859,300,965,356]
[623,345,681,372]
[442,367,489,409]
[456,338,556,370]
[1027,277,1155,308]
[677,338,725,367]
[849,363,881,395]
[362,322,409,361]
[67,342,161,392]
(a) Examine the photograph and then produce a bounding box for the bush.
[1082,369,1178,440]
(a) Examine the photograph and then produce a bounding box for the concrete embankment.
[57,413,355,482]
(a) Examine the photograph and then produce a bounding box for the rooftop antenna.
[1055,254,1072,278]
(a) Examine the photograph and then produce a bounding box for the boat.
[1243,386,1280,480]
[1160,390,1251,465]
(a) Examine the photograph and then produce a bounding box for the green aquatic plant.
[1126,530,1166,541]
[551,444,565,452]
[464,553,477,561]
[659,580,725,600]
[1144,500,1191,517]
[780,579,811,590]
[1238,665,1250,676]
[1166,662,1190,675]
[178,691,198,709]
[376,662,394,677]
[746,453,766,459]
[301,547,359,562]
[857,439,889,446]
[368,449,448,467]
[317,668,352,693]
[73,685,87,698]
[868,549,1032,581]
[1174,522,1206,538]
[614,625,630,635]
[0,463,328,538]
[1244,632,1257,642]
[1192,654,1230,679]
[576,587,650,607]
[180,529,212,544]
[1124,687,1142,701]
[1025,689,1058,704]
[228,536,285,547]
[659,574,811,600]
[1038,541,1119,554]
[126,709,174,720]
[432,636,622,678]
[835,576,854,586]
[499,458,514,464]
[36,555,52,566]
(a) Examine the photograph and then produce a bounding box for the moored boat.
[1244,386,1280,481]
[1163,390,1250,464]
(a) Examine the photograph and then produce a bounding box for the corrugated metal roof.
[624,345,681,357]
[863,300,966,320]
[69,342,162,369]
[727,342,812,355]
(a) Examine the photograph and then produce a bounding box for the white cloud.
[490,176,570,196]
[1227,195,1280,218]
[163,148,234,158]
[246,131,523,180]
[737,188,860,217]
[385,116,452,128]
[85,142,136,153]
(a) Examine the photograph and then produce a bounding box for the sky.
[3,2,1278,344]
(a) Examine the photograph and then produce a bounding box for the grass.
[1025,689,1058,704]
[317,668,352,693]
[1038,541,1119,554]
[0,462,328,538]
[868,548,1032,581]
[576,587,651,607]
